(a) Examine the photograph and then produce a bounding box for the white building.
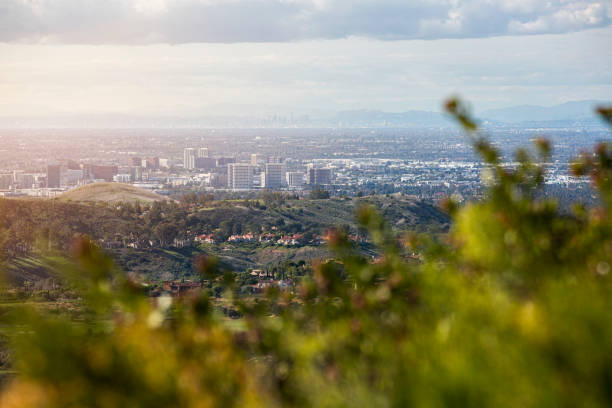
[228,163,253,190]
[184,148,196,170]
[113,174,131,183]
[198,147,209,158]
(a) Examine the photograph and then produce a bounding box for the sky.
[1,0,611,121]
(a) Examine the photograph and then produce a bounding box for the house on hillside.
[195,234,216,244]
[162,281,203,297]
[228,233,256,243]
[277,233,303,246]
[249,269,269,278]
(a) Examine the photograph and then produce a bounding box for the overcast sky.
[1,0,611,119]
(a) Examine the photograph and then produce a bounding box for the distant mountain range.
[1,100,609,128]
[334,100,610,128]
[481,100,607,124]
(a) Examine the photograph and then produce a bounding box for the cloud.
[0,0,611,44]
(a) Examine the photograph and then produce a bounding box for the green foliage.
[1,99,612,407]
[259,190,287,208]
[309,187,330,199]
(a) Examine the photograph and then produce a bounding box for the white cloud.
[0,0,610,44]
[509,1,608,34]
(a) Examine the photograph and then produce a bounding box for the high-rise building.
[47,164,61,188]
[198,148,209,158]
[286,172,305,189]
[227,163,253,190]
[307,165,332,185]
[264,163,285,189]
[184,148,196,170]
[130,157,143,167]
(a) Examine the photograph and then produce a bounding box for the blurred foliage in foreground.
[2,99,612,407]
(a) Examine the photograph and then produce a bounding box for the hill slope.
[1,194,449,281]
[59,183,167,203]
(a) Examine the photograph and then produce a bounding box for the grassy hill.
[59,182,167,203]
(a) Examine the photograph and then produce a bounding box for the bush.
[309,188,330,199]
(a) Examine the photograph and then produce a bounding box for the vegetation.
[0,193,448,283]
[0,99,611,407]
[309,187,330,199]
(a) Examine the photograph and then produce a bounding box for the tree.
[309,187,330,199]
[153,223,178,247]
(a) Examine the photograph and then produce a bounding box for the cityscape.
[1,124,607,203]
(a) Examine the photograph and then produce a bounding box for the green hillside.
[0,194,449,282]
[59,182,167,203]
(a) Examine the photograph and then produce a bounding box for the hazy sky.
[1,0,611,119]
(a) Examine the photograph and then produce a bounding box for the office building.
[227,163,253,190]
[184,148,196,170]
[47,164,61,188]
[264,163,285,189]
[286,172,305,189]
[307,165,332,185]
[130,157,142,167]
[198,148,209,158]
